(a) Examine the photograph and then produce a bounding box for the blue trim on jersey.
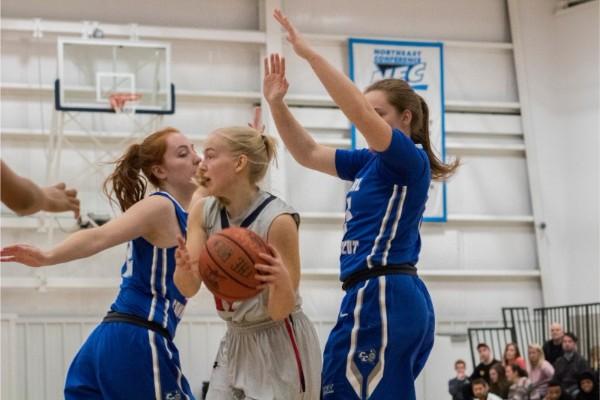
[110,191,188,339]
[335,129,430,281]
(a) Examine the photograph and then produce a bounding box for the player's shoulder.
[127,193,175,218]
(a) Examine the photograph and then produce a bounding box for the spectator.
[489,363,511,399]
[449,359,471,400]
[528,343,556,400]
[472,343,502,383]
[544,380,573,400]
[591,349,600,392]
[574,370,598,400]
[504,342,527,371]
[554,333,590,397]
[544,323,565,365]
[506,363,533,400]
[472,378,503,400]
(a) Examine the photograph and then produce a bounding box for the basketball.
[198,227,269,302]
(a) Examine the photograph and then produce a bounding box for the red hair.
[103,127,179,211]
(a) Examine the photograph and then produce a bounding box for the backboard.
[55,38,175,114]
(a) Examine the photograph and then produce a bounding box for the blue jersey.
[335,128,431,281]
[110,191,188,339]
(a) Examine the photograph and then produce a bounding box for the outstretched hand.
[0,244,50,267]
[43,182,80,218]
[263,53,289,104]
[273,9,316,61]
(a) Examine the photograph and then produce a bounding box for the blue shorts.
[64,322,195,400]
[322,274,435,400]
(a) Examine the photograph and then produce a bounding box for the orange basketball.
[198,227,269,302]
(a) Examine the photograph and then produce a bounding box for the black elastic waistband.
[102,311,172,341]
[342,264,417,291]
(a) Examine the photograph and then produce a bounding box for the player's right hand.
[175,236,192,270]
[0,244,50,267]
[42,182,80,218]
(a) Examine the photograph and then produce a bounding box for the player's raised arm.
[273,9,393,152]
[264,53,337,176]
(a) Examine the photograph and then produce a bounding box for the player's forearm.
[267,100,320,168]
[267,282,296,321]
[174,271,201,298]
[3,177,45,216]
[306,53,373,130]
[46,228,112,265]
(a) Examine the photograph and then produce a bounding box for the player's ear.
[151,164,167,180]
[401,109,412,126]
[235,154,248,173]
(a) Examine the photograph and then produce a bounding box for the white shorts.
[206,310,321,400]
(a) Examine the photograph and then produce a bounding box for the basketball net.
[109,92,142,115]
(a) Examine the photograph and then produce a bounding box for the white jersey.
[202,191,321,399]
[202,191,302,324]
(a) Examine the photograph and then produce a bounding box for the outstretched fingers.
[270,53,278,75]
[264,55,270,77]
[0,246,19,262]
[266,53,285,77]
[273,9,295,37]
[0,245,19,257]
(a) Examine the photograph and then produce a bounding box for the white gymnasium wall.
[0,0,558,399]
[508,0,600,306]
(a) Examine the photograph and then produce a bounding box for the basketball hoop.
[109,92,142,114]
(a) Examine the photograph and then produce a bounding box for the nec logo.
[371,48,427,87]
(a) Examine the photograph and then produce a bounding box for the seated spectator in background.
[574,370,598,400]
[449,359,471,400]
[544,323,565,365]
[472,378,503,400]
[554,332,590,397]
[544,380,573,400]
[489,363,511,399]
[472,343,502,383]
[528,343,556,400]
[506,363,533,400]
[504,342,527,371]
[589,347,600,390]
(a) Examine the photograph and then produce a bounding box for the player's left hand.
[254,244,292,290]
[273,9,317,61]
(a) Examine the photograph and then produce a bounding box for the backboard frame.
[55,37,175,115]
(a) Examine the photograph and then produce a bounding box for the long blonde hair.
[527,343,545,368]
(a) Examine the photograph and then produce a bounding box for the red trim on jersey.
[284,317,306,393]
